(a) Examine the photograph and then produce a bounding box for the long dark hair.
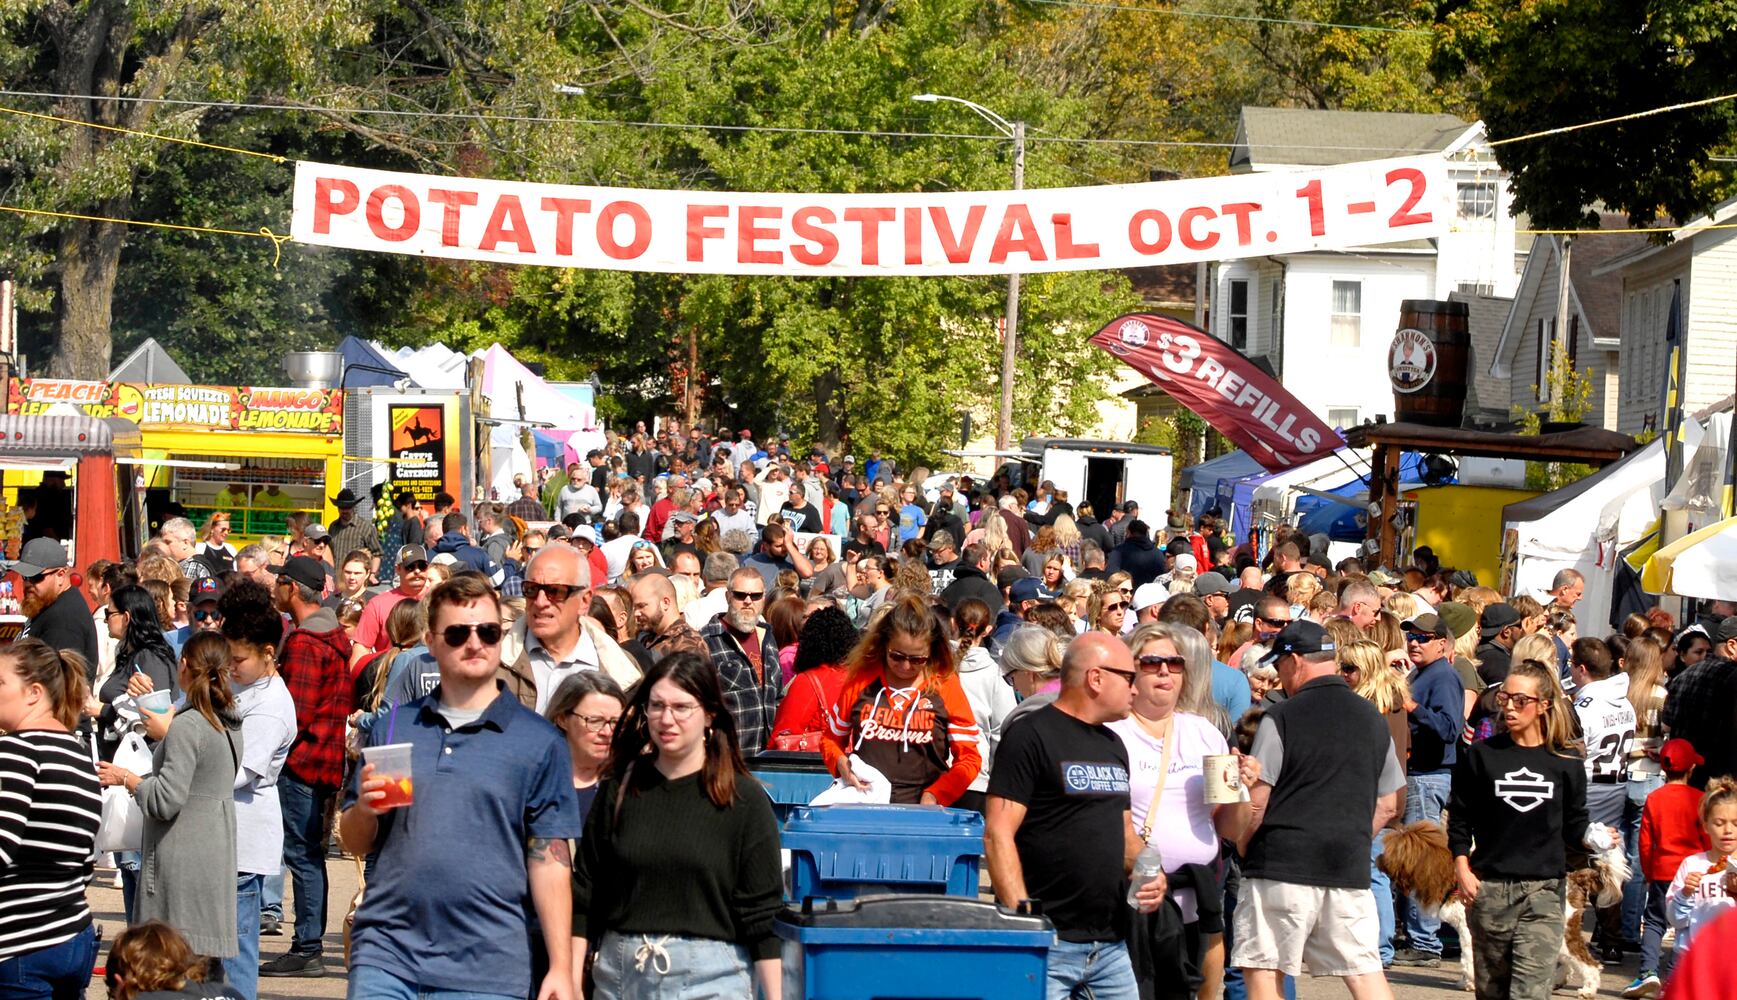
[109,584,174,664]
[792,607,858,674]
[607,651,747,821]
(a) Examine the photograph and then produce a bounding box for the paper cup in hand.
[137,690,173,715]
[361,743,415,809]
[1203,754,1243,804]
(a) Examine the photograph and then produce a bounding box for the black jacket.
[1075,516,1111,552]
[1106,537,1166,587]
[938,565,1004,615]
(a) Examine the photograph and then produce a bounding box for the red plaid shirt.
[279,619,354,788]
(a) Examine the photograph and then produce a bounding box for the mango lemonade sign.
[8,379,344,435]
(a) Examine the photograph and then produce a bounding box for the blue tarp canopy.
[1178,450,1265,518]
[1293,452,1443,542]
[337,336,410,387]
[531,430,566,466]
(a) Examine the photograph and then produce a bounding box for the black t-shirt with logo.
[1446,733,1590,881]
[988,704,1131,942]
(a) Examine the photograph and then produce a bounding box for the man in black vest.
[1233,621,1405,1000]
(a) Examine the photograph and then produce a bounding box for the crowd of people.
[0,420,1735,1000]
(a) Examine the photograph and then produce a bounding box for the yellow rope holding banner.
[1488,92,1737,147]
[0,105,288,163]
[0,204,291,266]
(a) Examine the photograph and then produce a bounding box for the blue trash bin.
[751,752,836,825]
[777,894,1052,1000]
[782,804,983,902]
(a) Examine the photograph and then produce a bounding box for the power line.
[1015,0,1432,34]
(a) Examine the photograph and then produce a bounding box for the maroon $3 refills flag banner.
[1090,313,1340,472]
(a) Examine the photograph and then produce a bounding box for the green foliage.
[1512,341,1596,490]
[1434,0,1737,227]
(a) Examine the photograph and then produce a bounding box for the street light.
[913,94,1025,453]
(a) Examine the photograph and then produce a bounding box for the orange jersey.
[823,666,981,805]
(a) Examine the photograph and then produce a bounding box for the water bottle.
[1127,842,1164,908]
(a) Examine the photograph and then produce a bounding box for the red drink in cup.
[362,743,415,810]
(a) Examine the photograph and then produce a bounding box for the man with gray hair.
[1544,568,1584,610]
[684,551,739,628]
[1232,620,1404,999]
[160,516,211,580]
[234,543,275,587]
[260,555,354,978]
[1335,578,1382,630]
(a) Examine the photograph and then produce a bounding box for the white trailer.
[944,437,1173,519]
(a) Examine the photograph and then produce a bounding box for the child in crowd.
[1667,776,1737,960]
[1626,739,1710,998]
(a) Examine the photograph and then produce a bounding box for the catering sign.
[8,380,344,435]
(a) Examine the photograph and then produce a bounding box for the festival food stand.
[0,412,146,568]
[9,379,343,540]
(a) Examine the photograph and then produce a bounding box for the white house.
[1596,197,1737,438]
[1211,108,1528,429]
[1488,218,1649,430]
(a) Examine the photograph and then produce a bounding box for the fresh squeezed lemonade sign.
[292,157,1452,275]
[8,380,344,435]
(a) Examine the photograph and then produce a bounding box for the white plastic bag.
[809,755,892,805]
[96,731,154,853]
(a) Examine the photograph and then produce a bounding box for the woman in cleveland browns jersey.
[822,595,982,805]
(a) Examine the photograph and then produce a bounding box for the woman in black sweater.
[1448,659,1599,1000]
[572,651,782,999]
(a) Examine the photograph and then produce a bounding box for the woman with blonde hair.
[1383,590,1419,623]
[1052,513,1083,567]
[1284,571,1320,610]
[1085,583,1129,637]
[1022,525,1062,578]
[1060,578,1095,632]
[1340,637,1410,967]
[979,513,1011,562]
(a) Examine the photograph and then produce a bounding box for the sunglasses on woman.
[1136,654,1185,673]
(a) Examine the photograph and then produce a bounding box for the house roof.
[1230,108,1479,171]
[1568,219,1655,342]
[1592,196,1737,276]
[108,337,192,384]
[1449,291,1514,420]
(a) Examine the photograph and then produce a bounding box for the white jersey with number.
[1574,672,1637,781]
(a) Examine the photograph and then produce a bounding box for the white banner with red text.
[290,157,1452,276]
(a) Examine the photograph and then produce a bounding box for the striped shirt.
[0,730,101,960]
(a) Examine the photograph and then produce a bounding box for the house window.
[1568,315,1580,368]
[1268,278,1282,354]
[1536,318,1553,404]
[1330,280,1361,347]
[1457,182,1497,219]
[1327,407,1359,430]
[1227,279,1249,350]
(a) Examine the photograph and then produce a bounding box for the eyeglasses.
[400,560,429,573]
[440,622,504,647]
[1136,654,1185,673]
[524,582,583,604]
[21,573,45,585]
[105,609,126,620]
[1494,691,1545,709]
[1117,586,1133,595]
[647,700,702,720]
[571,712,620,733]
[875,508,890,515]
[1404,631,1437,644]
[1099,665,1139,685]
[192,609,221,623]
[886,650,930,667]
[1258,615,1291,627]
[1102,601,1126,613]
[728,589,765,602]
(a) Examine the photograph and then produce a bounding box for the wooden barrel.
[1388,300,1469,427]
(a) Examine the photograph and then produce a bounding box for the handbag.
[769,673,828,753]
[96,730,154,853]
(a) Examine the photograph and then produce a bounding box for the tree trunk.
[48,204,128,379]
[813,367,844,450]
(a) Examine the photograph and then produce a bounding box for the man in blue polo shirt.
[340,573,580,1000]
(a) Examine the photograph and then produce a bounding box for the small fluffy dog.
[1378,820,1629,996]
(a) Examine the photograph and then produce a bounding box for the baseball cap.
[10,537,70,577]
[1402,614,1451,639]
[1259,620,1335,665]
[303,523,329,542]
[997,566,1033,591]
[1009,578,1045,603]
[1716,617,1737,644]
[1131,582,1166,613]
[1194,571,1232,597]
[671,511,700,525]
[1437,601,1477,640]
[190,577,225,605]
[269,556,328,594]
[1659,738,1705,773]
[570,524,600,546]
[1367,568,1402,587]
[739,428,753,437]
[397,544,428,567]
[1480,603,1522,637]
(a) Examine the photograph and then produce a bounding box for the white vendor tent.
[1501,438,1665,638]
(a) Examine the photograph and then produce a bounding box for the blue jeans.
[116,850,141,923]
[1402,771,1452,955]
[262,870,284,920]
[224,873,263,999]
[1371,828,1396,966]
[1621,776,1659,941]
[0,925,98,1000]
[1047,939,1138,1000]
[347,965,520,1000]
[280,772,335,957]
[593,931,751,999]
[1638,880,1672,976]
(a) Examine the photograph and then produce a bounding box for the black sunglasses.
[1099,665,1138,685]
[1136,654,1185,672]
[440,622,503,647]
[524,582,582,604]
[1258,615,1291,627]
[728,589,766,602]
[400,560,429,573]
[192,609,221,623]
